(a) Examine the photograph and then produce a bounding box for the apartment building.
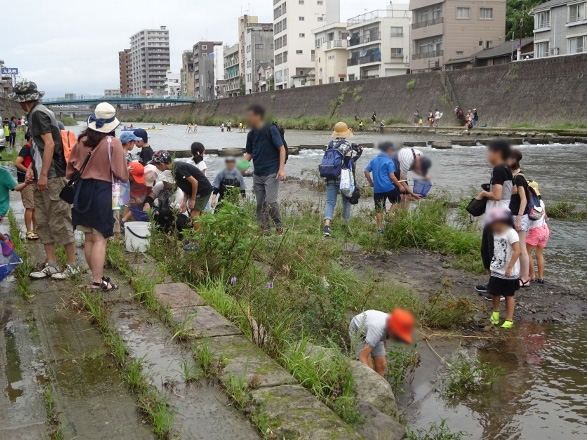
[273,0,341,89]
[180,51,195,97]
[409,0,506,71]
[193,41,222,101]
[224,44,241,97]
[104,89,121,97]
[118,49,131,95]
[530,0,587,59]
[257,63,274,92]
[239,15,259,82]
[313,22,349,84]
[244,24,274,93]
[165,70,180,97]
[129,26,170,94]
[347,6,411,81]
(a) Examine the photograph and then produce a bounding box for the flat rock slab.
[203,335,296,388]
[154,283,206,309]
[251,385,361,440]
[171,306,241,338]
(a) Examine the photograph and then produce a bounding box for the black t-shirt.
[139,146,154,165]
[17,145,32,183]
[172,161,212,197]
[510,173,529,215]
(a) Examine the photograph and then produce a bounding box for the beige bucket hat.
[331,122,353,139]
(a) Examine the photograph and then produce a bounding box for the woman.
[66,102,128,291]
[508,148,531,287]
[323,122,362,237]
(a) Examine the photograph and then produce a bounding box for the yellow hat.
[528,181,541,197]
[332,122,353,139]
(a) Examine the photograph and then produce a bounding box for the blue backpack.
[319,140,344,179]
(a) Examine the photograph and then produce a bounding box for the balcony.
[412,50,443,60]
[326,39,347,49]
[347,53,382,66]
[349,32,381,47]
[412,17,443,29]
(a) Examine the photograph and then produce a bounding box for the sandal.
[91,279,118,292]
[26,231,40,240]
[519,279,531,288]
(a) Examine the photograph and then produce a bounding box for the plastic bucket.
[125,221,151,253]
[413,179,433,197]
[129,206,149,222]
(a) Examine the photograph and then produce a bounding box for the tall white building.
[129,26,170,95]
[165,70,180,97]
[273,0,341,89]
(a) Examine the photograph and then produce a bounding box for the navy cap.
[133,128,148,142]
[120,131,142,144]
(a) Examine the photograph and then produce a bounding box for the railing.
[348,54,382,66]
[535,19,550,29]
[326,39,347,49]
[349,32,381,47]
[390,54,405,63]
[412,50,443,60]
[42,94,197,105]
[412,17,443,29]
[568,14,586,23]
[347,58,359,66]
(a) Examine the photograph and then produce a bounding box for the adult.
[434,109,441,127]
[133,128,153,165]
[391,147,431,200]
[322,122,362,237]
[13,132,38,240]
[473,108,479,127]
[244,104,286,235]
[10,81,78,280]
[9,117,18,147]
[508,149,531,287]
[66,103,128,291]
[371,111,377,125]
[349,309,415,376]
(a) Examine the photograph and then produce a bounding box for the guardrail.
[412,17,443,30]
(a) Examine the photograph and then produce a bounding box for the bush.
[438,352,504,398]
[407,419,468,440]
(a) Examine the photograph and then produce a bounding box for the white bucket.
[125,221,151,253]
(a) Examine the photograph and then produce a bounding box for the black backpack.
[266,122,289,164]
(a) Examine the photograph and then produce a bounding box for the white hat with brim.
[331,122,353,139]
[160,170,175,184]
[87,102,120,133]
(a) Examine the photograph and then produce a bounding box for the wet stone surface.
[170,305,241,339]
[153,282,206,309]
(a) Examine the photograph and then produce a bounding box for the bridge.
[42,94,197,106]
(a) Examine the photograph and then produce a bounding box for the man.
[9,116,18,147]
[120,131,142,162]
[133,128,154,165]
[10,81,78,279]
[391,147,432,200]
[349,309,415,376]
[244,104,286,235]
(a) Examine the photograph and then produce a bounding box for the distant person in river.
[14,133,38,240]
[244,104,287,235]
[358,120,364,131]
[486,207,520,329]
[322,122,363,238]
[428,110,434,127]
[349,309,415,376]
[371,111,377,125]
[413,110,420,127]
[526,181,549,284]
[133,128,153,165]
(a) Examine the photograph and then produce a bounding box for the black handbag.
[466,197,487,217]
[348,187,361,205]
[59,148,95,204]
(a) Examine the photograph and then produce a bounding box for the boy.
[3,120,10,145]
[211,157,246,211]
[150,151,212,250]
[120,130,142,163]
[364,142,404,233]
[132,128,154,165]
[14,133,38,240]
[0,168,28,244]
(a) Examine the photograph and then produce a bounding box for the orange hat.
[387,309,415,344]
[129,161,146,184]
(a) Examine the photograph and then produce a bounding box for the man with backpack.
[244,104,287,235]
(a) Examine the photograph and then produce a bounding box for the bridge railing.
[42,94,197,104]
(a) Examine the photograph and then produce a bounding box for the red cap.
[387,309,415,344]
[129,161,146,184]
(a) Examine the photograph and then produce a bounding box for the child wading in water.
[487,207,521,329]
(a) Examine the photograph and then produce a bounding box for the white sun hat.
[87,102,120,133]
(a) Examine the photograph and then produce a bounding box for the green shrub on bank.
[547,197,587,221]
[57,116,77,126]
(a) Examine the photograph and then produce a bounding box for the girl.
[487,207,520,329]
[190,142,208,176]
[526,181,549,283]
[508,149,531,287]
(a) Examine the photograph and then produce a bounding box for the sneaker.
[377,229,385,234]
[323,226,331,237]
[501,320,514,329]
[30,263,60,279]
[475,284,488,294]
[490,311,500,325]
[51,264,81,280]
[536,279,545,284]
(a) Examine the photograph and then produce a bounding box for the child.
[190,142,208,175]
[364,142,404,233]
[121,161,148,223]
[486,207,521,329]
[526,181,549,283]
[211,157,246,210]
[0,167,28,245]
[3,120,10,145]
[13,133,38,240]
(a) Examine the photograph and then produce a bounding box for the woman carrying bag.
[66,103,128,291]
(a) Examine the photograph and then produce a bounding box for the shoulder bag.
[59,145,95,204]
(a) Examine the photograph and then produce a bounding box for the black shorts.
[488,276,519,297]
[374,190,401,212]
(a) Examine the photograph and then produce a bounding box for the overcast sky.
[2,0,407,97]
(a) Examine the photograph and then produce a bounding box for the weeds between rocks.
[407,419,468,440]
[385,344,421,394]
[44,385,64,440]
[8,211,33,298]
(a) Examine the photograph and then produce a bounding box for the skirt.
[72,178,115,238]
[488,276,519,297]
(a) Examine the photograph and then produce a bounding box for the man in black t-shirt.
[133,129,154,165]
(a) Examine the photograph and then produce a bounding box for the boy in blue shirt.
[364,142,404,233]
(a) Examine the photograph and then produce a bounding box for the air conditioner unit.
[550,47,560,55]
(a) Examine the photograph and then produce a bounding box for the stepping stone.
[154,283,206,309]
[171,306,241,338]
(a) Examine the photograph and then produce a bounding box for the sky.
[2,0,407,98]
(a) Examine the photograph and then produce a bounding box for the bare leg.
[84,233,94,269]
[24,208,33,232]
[505,296,515,322]
[526,244,536,279]
[89,235,108,284]
[518,230,530,283]
[44,243,57,264]
[535,247,545,280]
[64,242,76,266]
[373,356,387,377]
[492,295,501,313]
[376,213,383,230]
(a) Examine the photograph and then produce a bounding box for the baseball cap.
[387,309,415,344]
[120,131,142,144]
[151,150,172,164]
[133,128,148,142]
[144,164,159,187]
[129,161,146,184]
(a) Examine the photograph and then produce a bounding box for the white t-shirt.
[490,228,520,279]
[397,148,422,176]
[196,160,207,174]
[528,200,546,229]
[350,310,389,348]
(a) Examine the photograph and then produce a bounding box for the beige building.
[118,49,131,95]
[180,51,195,97]
[409,0,506,72]
[239,15,259,85]
[313,22,349,84]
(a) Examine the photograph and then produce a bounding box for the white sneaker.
[30,264,60,279]
[51,264,81,280]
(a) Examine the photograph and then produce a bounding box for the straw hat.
[87,102,120,133]
[331,122,353,139]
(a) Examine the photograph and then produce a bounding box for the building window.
[568,35,585,53]
[255,44,264,49]
[202,45,207,49]
[485,41,493,49]
[479,40,483,47]
[349,73,356,81]
[296,50,303,54]
[318,16,324,21]
[569,2,587,22]
[480,8,493,19]
[456,51,464,56]
[535,11,550,29]
[456,7,470,19]
[535,41,550,58]
[299,16,305,21]
[390,48,403,58]
[300,33,305,37]
[390,26,403,37]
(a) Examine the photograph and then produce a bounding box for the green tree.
[506,0,544,40]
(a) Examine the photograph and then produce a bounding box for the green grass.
[437,352,504,399]
[547,198,587,221]
[407,419,468,440]
[385,344,421,393]
[57,116,77,126]
[8,211,33,298]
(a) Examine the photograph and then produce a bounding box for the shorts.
[374,190,401,212]
[34,178,75,246]
[20,184,35,210]
[192,193,211,213]
[349,322,386,359]
[513,214,529,232]
[526,224,550,247]
[77,225,103,237]
[488,276,519,297]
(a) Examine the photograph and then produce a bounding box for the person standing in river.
[244,104,287,235]
[371,111,377,126]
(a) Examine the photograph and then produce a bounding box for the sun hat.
[331,122,353,139]
[386,309,415,344]
[486,206,512,225]
[144,164,159,187]
[128,161,146,184]
[120,131,142,144]
[9,81,45,102]
[133,128,148,142]
[159,170,175,184]
[528,180,541,197]
[151,150,172,164]
[87,102,120,133]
